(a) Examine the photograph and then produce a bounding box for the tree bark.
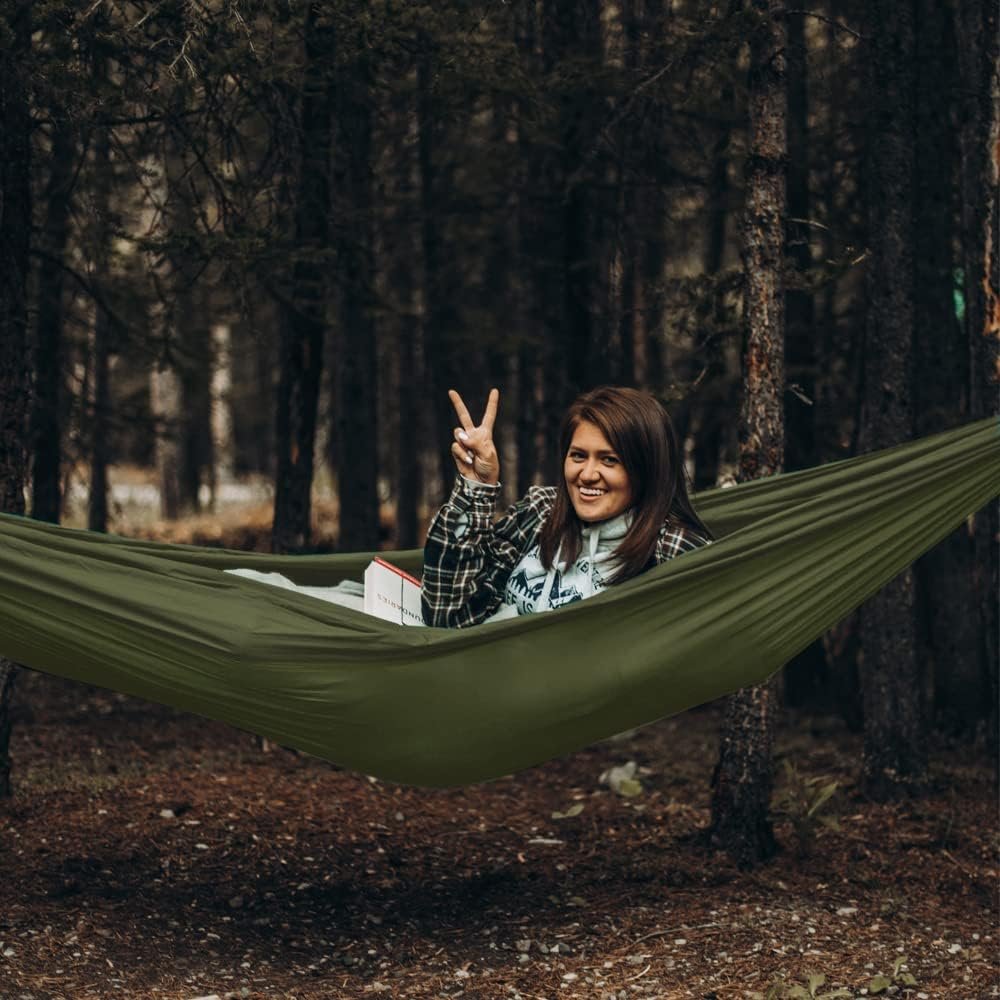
[31,120,75,524]
[272,4,335,554]
[614,0,641,387]
[550,0,604,411]
[88,35,113,533]
[639,0,669,393]
[150,108,201,521]
[390,94,421,550]
[953,0,999,759]
[708,0,785,868]
[911,0,981,738]
[783,9,815,473]
[515,0,541,496]
[335,20,380,552]
[857,0,925,801]
[209,323,235,500]
[88,301,113,533]
[0,0,32,797]
[691,83,734,492]
[416,38,462,506]
[781,7,831,710]
[151,362,183,520]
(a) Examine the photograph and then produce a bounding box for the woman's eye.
[603,456,619,466]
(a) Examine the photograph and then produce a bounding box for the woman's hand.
[449,388,500,486]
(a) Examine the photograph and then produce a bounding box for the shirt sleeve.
[655,520,712,563]
[421,478,550,628]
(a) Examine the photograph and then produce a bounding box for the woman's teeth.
[579,487,606,497]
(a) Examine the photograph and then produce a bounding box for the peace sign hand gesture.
[449,388,500,486]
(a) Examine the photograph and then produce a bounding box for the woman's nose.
[580,461,601,481]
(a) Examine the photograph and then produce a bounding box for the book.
[363,557,424,627]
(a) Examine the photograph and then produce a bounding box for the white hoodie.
[484,510,632,623]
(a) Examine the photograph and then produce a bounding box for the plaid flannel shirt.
[422,476,709,628]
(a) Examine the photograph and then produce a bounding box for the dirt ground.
[0,669,996,1000]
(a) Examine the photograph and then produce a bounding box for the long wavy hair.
[538,386,712,584]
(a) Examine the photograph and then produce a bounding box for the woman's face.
[564,420,633,523]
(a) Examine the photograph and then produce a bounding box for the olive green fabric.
[0,418,996,786]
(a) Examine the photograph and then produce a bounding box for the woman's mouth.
[578,486,607,499]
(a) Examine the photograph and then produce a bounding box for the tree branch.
[781,9,863,40]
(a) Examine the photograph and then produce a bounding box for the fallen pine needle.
[625,962,652,982]
[632,920,720,945]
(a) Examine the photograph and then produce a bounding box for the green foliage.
[868,956,918,993]
[750,952,919,997]
[773,760,840,857]
[750,971,852,1000]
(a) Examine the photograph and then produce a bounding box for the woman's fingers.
[449,388,500,435]
[448,390,475,432]
[482,388,500,431]
[453,426,475,455]
[450,442,474,468]
[448,389,501,484]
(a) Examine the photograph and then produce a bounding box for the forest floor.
[1,669,996,1000]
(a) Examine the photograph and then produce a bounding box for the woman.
[422,385,712,628]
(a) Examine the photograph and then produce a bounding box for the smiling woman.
[565,421,634,522]
[422,386,713,628]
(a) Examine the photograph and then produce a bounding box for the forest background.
[0,1,998,996]
[0,0,998,948]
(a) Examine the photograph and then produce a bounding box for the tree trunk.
[179,314,213,516]
[857,0,925,801]
[272,4,335,554]
[390,95,421,550]
[536,0,604,479]
[783,9,815,473]
[148,96,201,521]
[395,297,421,549]
[210,323,235,502]
[910,0,981,737]
[88,45,113,534]
[640,0,669,393]
[156,75,207,519]
[781,7,831,710]
[31,120,75,524]
[515,1,541,496]
[151,362,183,520]
[89,304,113,533]
[0,0,32,797]
[335,26,380,552]
[708,0,785,869]
[416,39,458,506]
[953,0,999,759]
[615,0,640,387]
[691,83,734,492]
[84,27,115,532]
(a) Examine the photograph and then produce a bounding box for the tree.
[30,117,75,524]
[910,0,981,737]
[0,0,33,797]
[334,6,380,552]
[87,63,115,533]
[708,0,786,868]
[856,0,925,800]
[953,0,999,757]
[780,6,831,711]
[272,4,336,554]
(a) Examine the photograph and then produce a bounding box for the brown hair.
[538,386,711,584]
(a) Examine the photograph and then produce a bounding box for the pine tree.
[708,0,786,867]
[857,0,925,800]
[0,0,32,797]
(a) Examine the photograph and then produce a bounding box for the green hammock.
[0,418,996,787]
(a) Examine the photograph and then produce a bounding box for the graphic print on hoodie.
[487,511,632,622]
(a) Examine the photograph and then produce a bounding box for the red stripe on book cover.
[372,557,421,587]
